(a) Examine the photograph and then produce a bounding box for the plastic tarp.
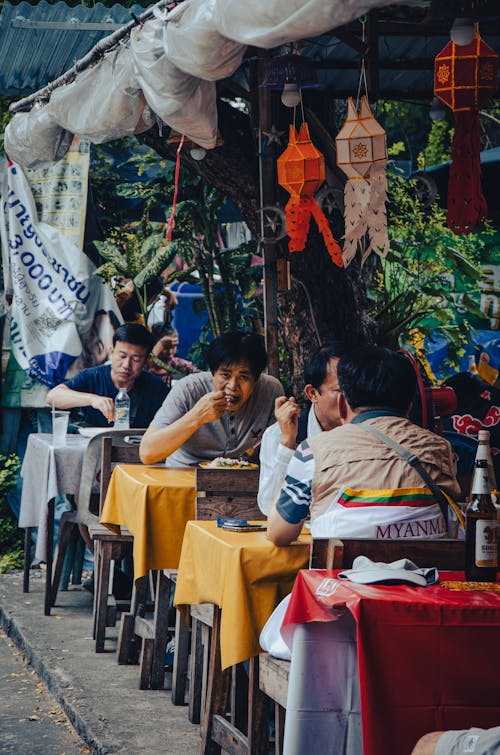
[5,0,400,169]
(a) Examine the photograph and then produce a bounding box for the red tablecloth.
[283,571,500,755]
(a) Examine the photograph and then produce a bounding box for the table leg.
[44,499,55,616]
[23,527,32,593]
[200,607,230,755]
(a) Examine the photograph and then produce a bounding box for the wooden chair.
[260,536,465,754]
[179,466,264,751]
[50,428,109,608]
[88,430,146,653]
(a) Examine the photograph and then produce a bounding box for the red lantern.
[434,29,499,234]
[277,122,343,266]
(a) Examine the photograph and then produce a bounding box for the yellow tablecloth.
[174,519,311,669]
[100,465,196,580]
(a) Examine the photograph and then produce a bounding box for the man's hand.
[274,396,300,449]
[90,396,115,424]
[192,390,228,424]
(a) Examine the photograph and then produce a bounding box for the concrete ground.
[0,568,201,754]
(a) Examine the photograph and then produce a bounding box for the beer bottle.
[474,430,498,508]
[465,459,498,581]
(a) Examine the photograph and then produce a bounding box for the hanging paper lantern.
[434,28,498,234]
[277,122,343,266]
[335,96,389,266]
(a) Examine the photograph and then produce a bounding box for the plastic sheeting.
[5,0,400,169]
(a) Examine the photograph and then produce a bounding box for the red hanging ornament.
[277,122,343,266]
[434,27,498,234]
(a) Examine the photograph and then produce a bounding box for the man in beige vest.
[267,346,460,546]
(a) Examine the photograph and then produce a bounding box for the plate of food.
[78,427,107,438]
[199,457,258,470]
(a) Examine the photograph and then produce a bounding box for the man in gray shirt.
[140,331,284,466]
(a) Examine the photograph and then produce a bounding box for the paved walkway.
[0,569,201,754]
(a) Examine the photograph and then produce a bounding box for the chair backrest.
[195,466,264,520]
[76,429,145,524]
[310,537,465,571]
[99,429,146,513]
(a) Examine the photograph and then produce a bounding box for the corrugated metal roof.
[0,1,145,96]
[1,1,499,103]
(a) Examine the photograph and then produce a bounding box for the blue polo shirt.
[64,364,169,427]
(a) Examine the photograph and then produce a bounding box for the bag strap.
[358,422,454,525]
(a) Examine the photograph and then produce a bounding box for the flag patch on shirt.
[338,487,437,509]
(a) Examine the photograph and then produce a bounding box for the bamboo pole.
[9,0,184,113]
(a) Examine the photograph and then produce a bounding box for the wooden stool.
[89,522,133,653]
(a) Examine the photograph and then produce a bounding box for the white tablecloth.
[283,615,362,755]
[19,433,90,560]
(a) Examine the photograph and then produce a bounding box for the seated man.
[258,341,349,515]
[148,324,200,390]
[47,323,168,427]
[140,331,284,466]
[412,726,500,755]
[268,346,460,546]
[46,323,168,596]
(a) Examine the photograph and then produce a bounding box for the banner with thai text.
[0,155,120,392]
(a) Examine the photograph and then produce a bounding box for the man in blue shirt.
[47,323,168,427]
[46,323,168,598]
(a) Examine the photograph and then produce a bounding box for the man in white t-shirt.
[258,341,349,515]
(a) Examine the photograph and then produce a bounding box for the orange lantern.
[335,96,389,266]
[434,28,498,234]
[277,122,342,266]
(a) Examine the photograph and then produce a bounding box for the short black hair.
[303,341,350,390]
[113,323,155,354]
[206,331,267,379]
[337,346,417,414]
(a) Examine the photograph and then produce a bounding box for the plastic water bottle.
[114,388,130,429]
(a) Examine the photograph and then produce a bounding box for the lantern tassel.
[364,160,389,261]
[310,202,343,267]
[342,179,369,266]
[284,196,313,253]
[285,196,343,267]
[447,110,487,235]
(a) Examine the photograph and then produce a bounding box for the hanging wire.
[300,90,305,125]
[355,15,368,109]
[165,134,185,241]
[293,277,321,346]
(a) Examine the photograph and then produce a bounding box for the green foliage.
[0,550,24,574]
[422,119,453,168]
[0,455,23,570]
[365,174,486,372]
[378,101,432,167]
[96,154,263,335]
[0,96,15,158]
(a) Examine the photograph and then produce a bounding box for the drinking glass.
[52,410,70,445]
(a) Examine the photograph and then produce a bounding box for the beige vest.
[308,415,460,520]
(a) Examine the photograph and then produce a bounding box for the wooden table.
[100,464,196,688]
[281,570,500,755]
[174,520,310,753]
[19,432,91,614]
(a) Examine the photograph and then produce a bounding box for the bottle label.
[471,468,490,496]
[475,520,498,567]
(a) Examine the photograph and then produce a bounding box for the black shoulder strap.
[359,422,450,523]
[296,408,310,445]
